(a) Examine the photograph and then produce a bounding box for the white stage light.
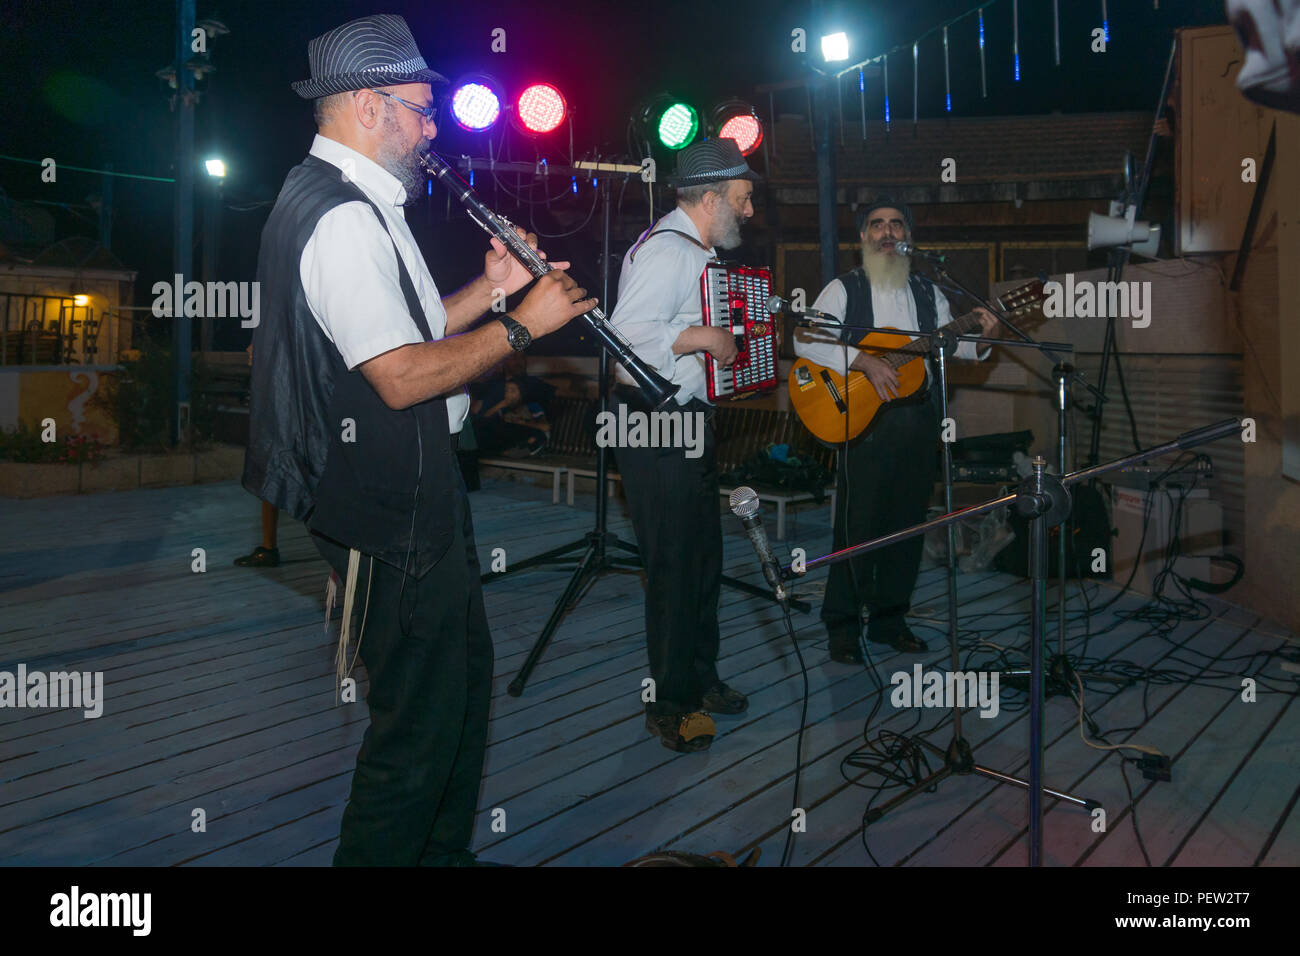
[821,32,849,63]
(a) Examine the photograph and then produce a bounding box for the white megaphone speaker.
[1087,201,1161,258]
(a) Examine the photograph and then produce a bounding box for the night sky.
[2,0,1231,348]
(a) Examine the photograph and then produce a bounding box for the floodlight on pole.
[821,31,849,63]
[204,158,226,178]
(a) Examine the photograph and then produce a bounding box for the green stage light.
[657,102,699,150]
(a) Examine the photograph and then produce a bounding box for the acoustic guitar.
[787,279,1047,445]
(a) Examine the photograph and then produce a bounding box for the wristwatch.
[496,312,531,352]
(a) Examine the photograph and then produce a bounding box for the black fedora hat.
[292,14,447,99]
[667,138,762,188]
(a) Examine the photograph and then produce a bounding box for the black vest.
[241,155,456,578]
[835,267,939,345]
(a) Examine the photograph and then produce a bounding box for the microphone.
[729,486,788,604]
[765,295,838,324]
[894,240,947,263]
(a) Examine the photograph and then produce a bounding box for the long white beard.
[862,245,911,291]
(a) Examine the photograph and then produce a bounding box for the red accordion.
[700,263,778,402]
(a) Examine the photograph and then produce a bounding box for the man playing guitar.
[792,200,997,664]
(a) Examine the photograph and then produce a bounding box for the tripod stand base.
[861,733,1098,826]
[498,529,809,696]
[1004,654,1129,738]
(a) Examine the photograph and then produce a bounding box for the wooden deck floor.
[1,478,1296,867]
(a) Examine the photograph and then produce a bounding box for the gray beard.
[711,203,744,250]
[862,246,911,291]
[376,107,426,203]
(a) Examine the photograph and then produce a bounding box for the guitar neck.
[881,307,985,369]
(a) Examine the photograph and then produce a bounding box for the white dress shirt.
[610,206,716,405]
[793,273,987,373]
[300,135,469,433]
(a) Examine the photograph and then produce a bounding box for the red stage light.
[718,113,763,156]
[516,83,566,134]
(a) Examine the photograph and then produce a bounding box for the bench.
[474,396,595,503]
[478,456,566,504]
[712,403,837,539]
[473,394,837,536]
[566,465,619,505]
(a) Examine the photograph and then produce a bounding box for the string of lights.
[0,153,175,183]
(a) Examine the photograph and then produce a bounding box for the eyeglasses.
[361,88,438,122]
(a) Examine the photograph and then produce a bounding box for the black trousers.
[312,483,493,866]
[613,393,722,716]
[822,389,940,640]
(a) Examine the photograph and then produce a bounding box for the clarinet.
[419,150,679,410]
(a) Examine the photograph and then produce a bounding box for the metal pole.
[595,177,611,538]
[1053,0,1061,66]
[815,76,838,288]
[937,345,962,743]
[1088,39,1177,467]
[1028,458,1048,867]
[1056,365,1070,654]
[201,177,219,353]
[172,0,195,444]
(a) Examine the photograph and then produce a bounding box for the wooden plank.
[2,476,1292,867]
[476,578,1021,865]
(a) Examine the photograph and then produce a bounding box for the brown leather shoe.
[234,546,280,568]
[646,711,715,752]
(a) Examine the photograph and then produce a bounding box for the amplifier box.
[1106,483,1227,596]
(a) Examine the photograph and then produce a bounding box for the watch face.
[506,320,531,351]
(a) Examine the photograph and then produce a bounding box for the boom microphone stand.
[779,417,1238,864]
[790,312,1087,835]
[922,260,1121,718]
[459,162,806,697]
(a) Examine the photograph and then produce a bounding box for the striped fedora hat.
[291,14,447,99]
[666,138,761,188]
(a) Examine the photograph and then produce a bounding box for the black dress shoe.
[701,682,748,715]
[868,625,927,654]
[826,622,865,665]
[828,643,866,665]
[234,546,280,568]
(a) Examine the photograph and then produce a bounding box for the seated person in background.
[469,354,555,457]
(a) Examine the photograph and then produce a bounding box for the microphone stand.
[920,261,1124,722]
[779,417,1239,864]
[788,309,1089,840]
